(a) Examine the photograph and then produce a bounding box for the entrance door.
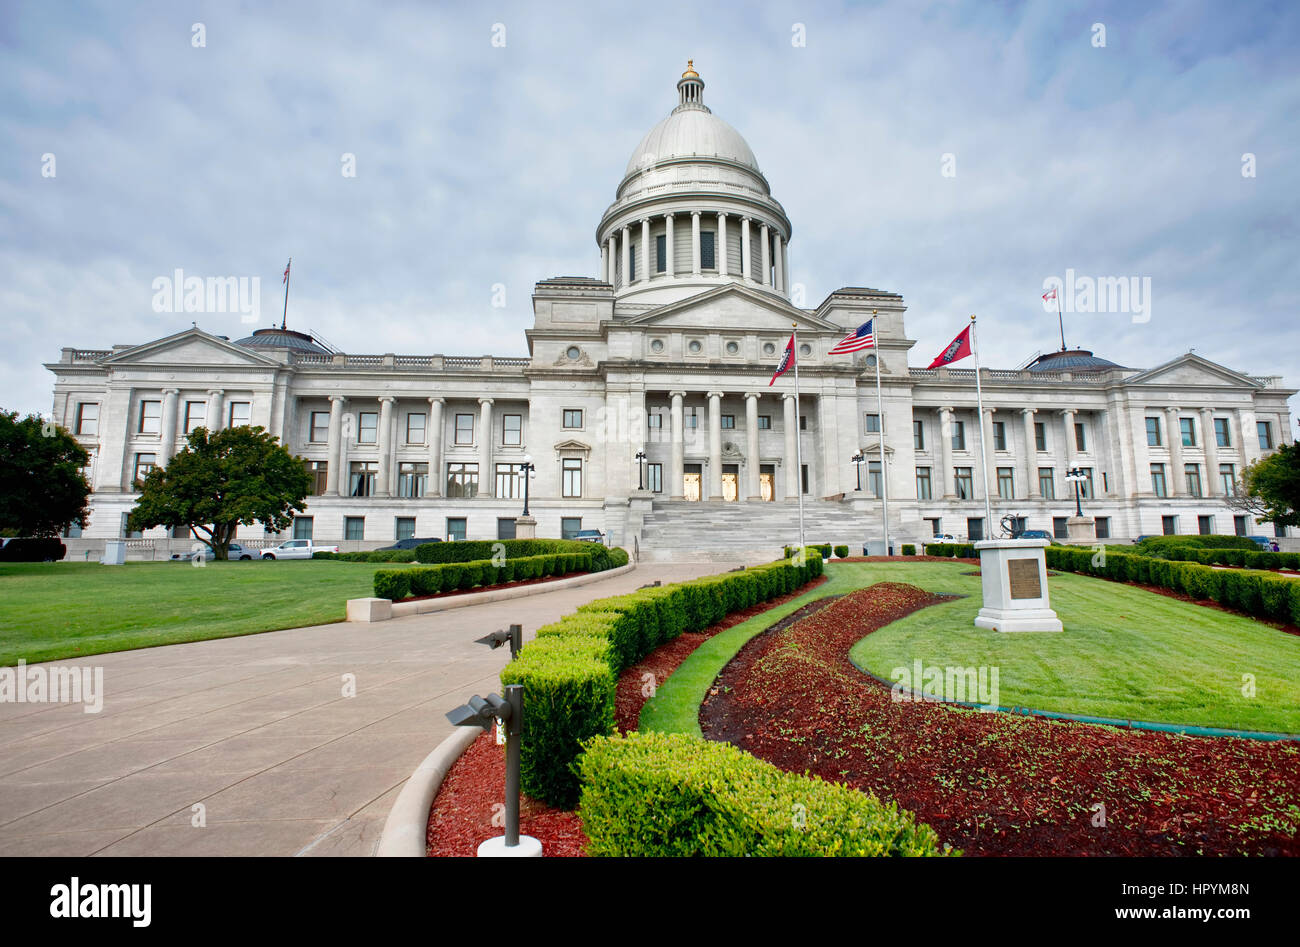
[760,470,775,501]
[683,464,702,501]
[722,464,739,501]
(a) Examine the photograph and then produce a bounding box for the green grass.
[0,560,398,665]
[642,561,1300,736]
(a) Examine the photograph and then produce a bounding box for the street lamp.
[1065,467,1087,517]
[519,454,536,516]
[851,450,866,491]
[635,450,647,490]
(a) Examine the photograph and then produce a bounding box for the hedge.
[901,544,917,556]
[923,543,977,558]
[578,731,952,856]
[834,545,850,559]
[1138,545,1300,572]
[414,537,609,567]
[372,551,597,601]
[1136,534,1261,555]
[313,549,417,562]
[501,552,825,808]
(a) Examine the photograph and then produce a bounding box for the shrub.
[1259,575,1293,621]
[833,545,850,559]
[901,544,916,556]
[372,569,410,601]
[577,731,953,857]
[609,547,630,568]
[1136,535,1261,555]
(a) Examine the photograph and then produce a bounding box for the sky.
[2,0,1298,423]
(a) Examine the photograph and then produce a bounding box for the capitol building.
[47,65,1296,557]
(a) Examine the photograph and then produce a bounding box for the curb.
[376,727,479,857]
[387,562,637,618]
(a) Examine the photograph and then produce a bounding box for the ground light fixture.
[475,624,522,661]
[445,685,540,857]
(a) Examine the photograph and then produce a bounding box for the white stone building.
[46,65,1297,557]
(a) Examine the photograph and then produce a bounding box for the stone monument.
[973,537,1063,632]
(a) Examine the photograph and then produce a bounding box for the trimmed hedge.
[414,537,605,565]
[502,552,825,807]
[578,731,952,857]
[314,549,417,562]
[372,551,595,601]
[901,544,917,556]
[1136,534,1261,555]
[923,543,977,558]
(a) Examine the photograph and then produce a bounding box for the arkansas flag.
[769,334,795,385]
[926,325,972,369]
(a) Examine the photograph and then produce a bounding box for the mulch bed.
[426,574,828,856]
[700,582,1300,856]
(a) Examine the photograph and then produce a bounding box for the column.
[1201,407,1220,497]
[780,239,790,294]
[665,214,675,278]
[620,226,630,288]
[741,217,752,281]
[707,391,723,500]
[376,396,395,497]
[691,212,701,275]
[640,218,650,283]
[717,212,728,276]
[1061,409,1077,471]
[606,235,616,284]
[783,393,799,498]
[670,391,685,499]
[760,223,771,286]
[479,398,494,497]
[773,234,784,294]
[745,392,761,500]
[600,242,608,283]
[1165,406,1183,496]
[159,388,180,464]
[327,395,346,496]
[982,407,997,501]
[1238,406,1260,466]
[938,407,956,498]
[207,389,225,433]
[1021,408,1038,498]
[427,397,444,497]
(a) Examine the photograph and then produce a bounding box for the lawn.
[643,560,1300,736]
[0,560,396,665]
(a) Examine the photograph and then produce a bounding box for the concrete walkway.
[0,561,737,856]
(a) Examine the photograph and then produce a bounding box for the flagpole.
[792,321,805,551]
[970,314,993,533]
[871,310,890,555]
[282,257,291,330]
[1056,291,1065,351]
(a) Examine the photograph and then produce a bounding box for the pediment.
[102,328,281,368]
[553,438,592,454]
[1124,354,1261,389]
[621,285,839,334]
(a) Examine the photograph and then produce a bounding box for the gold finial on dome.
[682,60,699,79]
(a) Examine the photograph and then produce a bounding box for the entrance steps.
[637,499,880,561]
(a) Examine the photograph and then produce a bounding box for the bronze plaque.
[1007,558,1042,600]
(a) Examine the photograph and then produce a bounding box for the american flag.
[283,259,291,284]
[827,319,875,355]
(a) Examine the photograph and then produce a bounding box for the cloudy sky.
[2,0,1297,422]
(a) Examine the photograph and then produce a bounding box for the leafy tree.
[1229,442,1300,529]
[128,426,311,560]
[0,409,90,537]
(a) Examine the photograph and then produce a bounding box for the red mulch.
[700,582,1300,857]
[425,574,829,856]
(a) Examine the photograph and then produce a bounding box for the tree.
[0,409,90,538]
[128,426,312,560]
[1227,443,1300,529]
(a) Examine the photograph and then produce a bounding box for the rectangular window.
[1094,517,1110,540]
[563,409,583,429]
[495,462,522,499]
[1151,463,1168,498]
[1180,417,1196,447]
[1274,523,1287,538]
[925,517,942,538]
[997,467,1015,499]
[358,412,378,444]
[455,413,474,445]
[801,464,810,495]
[447,517,467,542]
[182,401,206,434]
[1235,515,1248,537]
[293,517,313,540]
[1102,471,1110,494]
[1075,422,1087,452]
[1034,422,1047,452]
[686,410,699,429]
[1220,463,1236,496]
[1053,517,1069,540]
[501,414,522,446]
[648,413,663,430]
[721,415,735,430]
[395,517,416,541]
[954,467,973,499]
[1162,515,1178,536]
[138,400,161,434]
[306,460,328,496]
[701,231,716,269]
[1214,417,1231,448]
[497,518,517,540]
[992,421,1006,451]
[1198,515,1214,536]
[562,458,583,498]
[560,517,582,541]
[398,462,428,498]
[757,415,771,430]
[132,453,157,485]
[800,415,808,431]
[952,420,966,451]
[344,517,364,541]
[227,402,250,428]
[406,412,427,445]
[648,462,663,493]
[655,234,666,273]
[868,461,882,498]
[629,245,636,282]
[915,467,932,500]
[1038,467,1055,500]
[1185,464,1203,498]
[349,461,378,497]
[75,403,99,436]
[446,462,479,498]
[1079,467,1095,500]
[1258,421,1274,450]
[310,411,330,443]
[865,413,881,434]
[1146,416,1162,447]
[913,420,925,450]
[967,518,984,542]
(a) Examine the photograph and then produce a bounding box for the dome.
[624,108,760,179]
[1026,349,1124,373]
[234,327,331,355]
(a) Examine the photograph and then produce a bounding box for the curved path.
[0,560,737,857]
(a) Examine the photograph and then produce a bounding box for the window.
[655,234,666,273]
[686,410,699,429]
[1102,472,1109,494]
[344,517,364,541]
[497,518,517,540]
[925,517,942,538]
[701,230,716,269]
[1198,515,1214,536]
[446,462,479,498]
[1162,515,1178,536]
[1220,463,1236,496]
[293,517,313,540]
[1145,416,1162,447]
[560,517,582,540]
[358,412,378,445]
[75,403,99,436]
[1258,421,1274,450]
[64,519,83,539]
[182,401,206,434]
[954,467,973,500]
[757,415,771,430]
[800,415,808,431]
[132,453,157,485]
[951,420,966,451]
[406,412,427,445]
[801,464,810,495]
[1095,517,1110,540]
[1184,464,1202,498]
[138,400,161,434]
[648,463,663,493]
[865,414,881,434]
[396,517,416,541]
[454,414,474,445]
[1180,417,1196,447]
[562,458,583,497]
[310,411,330,443]
[1274,523,1287,538]
[349,461,377,497]
[495,462,522,498]
[721,415,735,430]
[1235,515,1248,537]
[306,460,328,496]
[915,467,932,500]
[563,409,583,429]
[868,461,882,498]
[398,462,428,498]
[997,467,1015,499]
[1053,517,1069,540]
[1150,463,1168,498]
[447,517,467,542]
[1079,467,1095,500]
[629,244,636,282]
[913,420,925,450]
[967,518,984,542]
[1214,417,1231,448]
[993,421,1006,451]
[1038,468,1055,500]
[647,413,663,430]
[501,414,522,446]
[1034,422,1047,452]
[227,402,250,428]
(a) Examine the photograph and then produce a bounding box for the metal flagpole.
[970,314,993,532]
[871,311,890,555]
[1056,291,1066,351]
[282,257,292,330]
[792,322,805,550]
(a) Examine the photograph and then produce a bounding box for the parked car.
[1247,535,1274,550]
[258,540,340,560]
[376,537,442,551]
[929,533,960,543]
[1018,529,1053,541]
[573,529,606,544]
[170,542,256,561]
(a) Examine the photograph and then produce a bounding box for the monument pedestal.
[1066,516,1095,542]
[973,538,1063,632]
[514,516,537,539]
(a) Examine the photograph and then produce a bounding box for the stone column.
[780,240,790,294]
[1061,408,1077,472]
[774,234,784,294]
[938,406,956,498]
[1165,406,1183,496]
[670,391,685,499]
[717,212,728,276]
[665,214,675,278]
[741,217,752,281]
[707,391,723,500]
[207,389,225,433]
[745,391,761,500]
[327,395,346,496]
[760,223,771,286]
[640,217,650,282]
[982,407,997,500]
[479,398,494,497]
[1021,408,1038,498]
[1201,407,1220,497]
[600,242,608,283]
[1238,406,1261,467]
[783,393,799,498]
[620,226,630,287]
[606,235,616,284]
[376,396,395,497]
[159,388,180,465]
[691,212,701,275]
[427,397,444,497]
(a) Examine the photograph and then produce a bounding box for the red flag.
[1042,287,1057,302]
[769,334,795,385]
[927,325,972,369]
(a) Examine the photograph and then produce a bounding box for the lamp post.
[1065,467,1087,517]
[635,450,647,490]
[519,455,536,516]
[851,449,866,491]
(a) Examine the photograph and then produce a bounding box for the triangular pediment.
[553,438,592,453]
[1124,353,1262,389]
[621,285,839,334]
[102,328,281,368]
